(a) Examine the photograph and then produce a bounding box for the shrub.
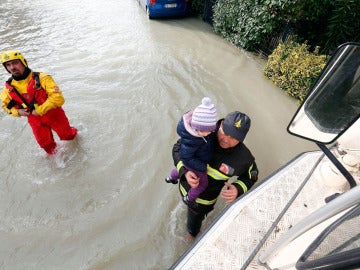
[212,0,302,50]
[323,0,360,54]
[264,40,329,102]
[292,0,360,54]
[212,0,359,54]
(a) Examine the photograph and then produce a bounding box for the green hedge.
[264,40,328,102]
[212,0,301,50]
[291,0,360,54]
[211,0,359,54]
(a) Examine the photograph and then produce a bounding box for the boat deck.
[171,150,360,269]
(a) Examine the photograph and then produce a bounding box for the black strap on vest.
[33,72,41,89]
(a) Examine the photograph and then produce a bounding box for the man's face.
[217,122,240,149]
[4,59,25,77]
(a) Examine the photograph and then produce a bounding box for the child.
[165,97,217,207]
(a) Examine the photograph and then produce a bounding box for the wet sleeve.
[0,87,20,117]
[233,161,259,197]
[172,139,188,179]
[35,74,65,115]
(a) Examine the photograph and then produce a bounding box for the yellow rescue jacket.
[1,71,65,117]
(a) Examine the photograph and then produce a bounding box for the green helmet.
[1,51,28,68]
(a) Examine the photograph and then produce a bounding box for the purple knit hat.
[191,97,217,132]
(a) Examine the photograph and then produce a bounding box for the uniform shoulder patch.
[219,163,234,175]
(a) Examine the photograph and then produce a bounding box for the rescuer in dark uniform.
[171,111,259,238]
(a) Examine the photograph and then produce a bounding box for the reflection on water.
[0,0,315,269]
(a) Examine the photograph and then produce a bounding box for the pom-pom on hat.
[191,97,217,132]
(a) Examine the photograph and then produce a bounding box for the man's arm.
[221,161,259,203]
[172,139,187,177]
[233,161,259,196]
[35,74,65,116]
[0,88,20,117]
[172,139,199,188]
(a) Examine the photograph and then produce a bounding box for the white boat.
[171,42,360,270]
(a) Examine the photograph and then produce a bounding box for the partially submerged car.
[138,0,190,19]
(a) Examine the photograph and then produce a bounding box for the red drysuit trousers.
[27,107,77,154]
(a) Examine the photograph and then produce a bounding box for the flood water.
[0,0,315,269]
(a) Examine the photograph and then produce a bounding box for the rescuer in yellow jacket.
[0,50,77,154]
